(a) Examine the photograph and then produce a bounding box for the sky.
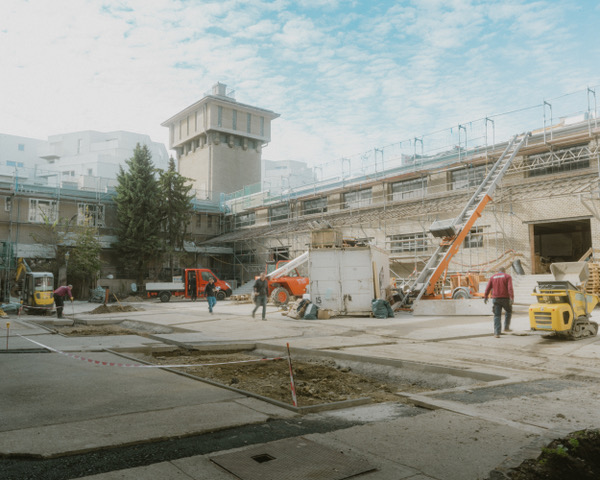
[1,0,600,169]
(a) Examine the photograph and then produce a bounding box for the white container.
[308,246,390,315]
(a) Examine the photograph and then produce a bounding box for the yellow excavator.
[529,262,598,339]
[11,258,55,314]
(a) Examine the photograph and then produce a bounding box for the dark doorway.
[532,219,591,273]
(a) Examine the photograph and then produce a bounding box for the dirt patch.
[90,305,140,314]
[54,320,173,337]
[55,324,145,337]
[138,348,431,406]
[505,429,600,479]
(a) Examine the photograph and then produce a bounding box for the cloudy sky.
[2,0,600,168]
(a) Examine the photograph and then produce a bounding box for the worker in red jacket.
[54,284,74,319]
[484,267,514,338]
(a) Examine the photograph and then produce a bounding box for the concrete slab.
[311,410,547,480]
[413,299,490,316]
[0,402,269,457]
[73,461,201,479]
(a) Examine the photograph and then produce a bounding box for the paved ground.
[2,298,600,479]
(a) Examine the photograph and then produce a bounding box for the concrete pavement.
[2,298,600,479]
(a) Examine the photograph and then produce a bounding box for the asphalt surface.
[3,298,600,479]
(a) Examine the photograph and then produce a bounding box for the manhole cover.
[434,378,586,404]
[210,436,375,480]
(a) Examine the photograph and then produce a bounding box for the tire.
[216,290,226,301]
[270,287,290,306]
[451,287,472,299]
[159,291,171,303]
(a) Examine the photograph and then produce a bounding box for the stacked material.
[585,262,600,295]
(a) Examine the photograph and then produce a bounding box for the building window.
[6,161,24,167]
[77,138,83,154]
[260,116,264,136]
[217,106,223,127]
[388,232,429,253]
[87,168,93,175]
[269,204,289,222]
[29,199,58,223]
[5,196,12,212]
[196,214,202,227]
[77,203,105,227]
[207,215,213,228]
[451,164,487,190]
[303,197,327,215]
[343,188,372,209]
[236,212,256,227]
[186,116,190,136]
[464,226,484,249]
[18,144,25,151]
[232,110,237,130]
[247,113,251,133]
[391,178,427,201]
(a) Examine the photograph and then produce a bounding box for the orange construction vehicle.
[262,252,309,306]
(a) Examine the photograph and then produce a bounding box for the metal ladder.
[403,132,531,307]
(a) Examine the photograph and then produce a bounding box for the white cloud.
[0,0,598,173]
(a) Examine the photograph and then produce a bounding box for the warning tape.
[14,333,283,368]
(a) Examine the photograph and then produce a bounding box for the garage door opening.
[531,219,591,274]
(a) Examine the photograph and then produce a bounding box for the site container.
[308,245,390,315]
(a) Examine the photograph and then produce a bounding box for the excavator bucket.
[550,262,589,287]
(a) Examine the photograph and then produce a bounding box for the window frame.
[28,198,58,223]
[77,203,105,227]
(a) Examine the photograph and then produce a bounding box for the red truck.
[145,268,232,302]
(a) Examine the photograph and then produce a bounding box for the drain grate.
[210,436,375,480]
[433,378,588,404]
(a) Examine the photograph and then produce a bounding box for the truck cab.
[185,268,232,301]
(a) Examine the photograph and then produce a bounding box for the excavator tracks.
[563,317,598,340]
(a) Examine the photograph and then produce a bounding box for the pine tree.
[113,144,162,286]
[158,157,194,278]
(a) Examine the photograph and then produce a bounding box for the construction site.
[3,86,600,479]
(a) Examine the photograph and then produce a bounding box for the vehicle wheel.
[159,291,171,303]
[216,290,226,301]
[451,287,472,299]
[271,287,289,306]
[225,288,232,297]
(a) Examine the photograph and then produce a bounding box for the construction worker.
[484,267,514,338]
[204,277,217,313]
[252,272,268,320]
[54,284,74,319]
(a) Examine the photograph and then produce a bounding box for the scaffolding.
[211,85,600,287]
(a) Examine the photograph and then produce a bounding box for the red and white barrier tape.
[14,333,283,368]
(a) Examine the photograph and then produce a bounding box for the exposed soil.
[136,348,431,406]
[54,323,146,337]
[504,429,600,480]
[90,305,139,314]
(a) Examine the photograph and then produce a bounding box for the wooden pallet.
[585,263,600,295]
[230,294,252,303]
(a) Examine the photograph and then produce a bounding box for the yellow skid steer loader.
[529,262,598,340]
